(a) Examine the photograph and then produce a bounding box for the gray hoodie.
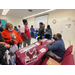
[46,28,52,34]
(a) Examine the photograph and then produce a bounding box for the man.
[0,19,4,32]
[37,22,44,41]
[39,22,45,28]
[46,33,65,59]
[20,19,31,47]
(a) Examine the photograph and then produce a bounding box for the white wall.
[0,15,22,27]
[27,17,35,29]
[27,9,75,34]
[48,9,75,35]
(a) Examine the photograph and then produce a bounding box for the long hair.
[47,25,50,29]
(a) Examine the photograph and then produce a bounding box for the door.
[61,20,74,42]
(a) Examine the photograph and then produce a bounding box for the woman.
[30,25,35,38]
[45,25,52,39]
[2,23,22,49]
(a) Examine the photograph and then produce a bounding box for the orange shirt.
[2,29,22,45]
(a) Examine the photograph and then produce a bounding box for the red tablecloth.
[15,39,52,65]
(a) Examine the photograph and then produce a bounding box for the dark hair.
[18,25,20,28]
[14,26,17,28]
[22,19,27,25]
[39,22,43,25]
[0,19,1,24]
[47,25,50,29]
[31,25,33,27]
[57,33,62,39]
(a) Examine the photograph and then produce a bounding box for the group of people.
[0,19,65,65]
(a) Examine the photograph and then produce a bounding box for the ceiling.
[0,9,49,18]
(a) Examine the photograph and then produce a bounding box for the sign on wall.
[1,19,7,28]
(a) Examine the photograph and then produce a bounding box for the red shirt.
[20,25,31,39]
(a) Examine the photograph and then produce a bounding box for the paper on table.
[39,48,46,53]
[42,39,47,42]
[35,43,40,45]
[19,44,36,53]
[47,40,52,43]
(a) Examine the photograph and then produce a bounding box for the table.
[15,39,52,65]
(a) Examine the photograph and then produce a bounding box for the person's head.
[0,19,1,24]
[5,23,13,31]
[47,25,50,29]
[39,22,43,28]
[31,25,33,27]
[54,33,62,40]
[18,25,20,28]
[14,26,17,28]
[22,19,28,25]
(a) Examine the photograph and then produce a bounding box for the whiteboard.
[35,15,48,29]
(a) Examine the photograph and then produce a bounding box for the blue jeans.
[31,32,34,38]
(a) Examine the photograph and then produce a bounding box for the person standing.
[14,26,19,32]
[20,19,31,47]
[0,19,4,32]
[37,22,44,41]
[30,25,35,38]
[18,25,20,35]
[45,25,52,39]
[2,23,22,49]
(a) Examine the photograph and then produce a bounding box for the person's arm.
[20,25,28,40]
[22,33,28,40]
[0,44,10,53]
[17,32,22,43]
[2,32,10,43]
[0,33,5,42]
[46,42,58,51]
[50,28,52,34]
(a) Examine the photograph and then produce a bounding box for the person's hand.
[0,42,6,46]
[5,44,10,48]
[26,37,29,40]
[47,42,51,45]
[9,39,14,45]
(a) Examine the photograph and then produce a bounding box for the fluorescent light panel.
[23,9,56,19]
[2,9,10,15]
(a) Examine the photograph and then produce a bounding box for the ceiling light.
[23,9,56,19]
[2,9,10,15]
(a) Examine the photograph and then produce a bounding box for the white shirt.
[20,25,25,33]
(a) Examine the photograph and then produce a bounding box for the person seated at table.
[37,22,44,41]
[30,25,35,38]
[46,33,65,59]
[2,23,22,49]
[45,25,52,39]
[0,32,10,65]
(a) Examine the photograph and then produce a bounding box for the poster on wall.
[1,19,7,28]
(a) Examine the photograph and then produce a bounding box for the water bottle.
[10,55,16,65]
[19,44,22,49]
